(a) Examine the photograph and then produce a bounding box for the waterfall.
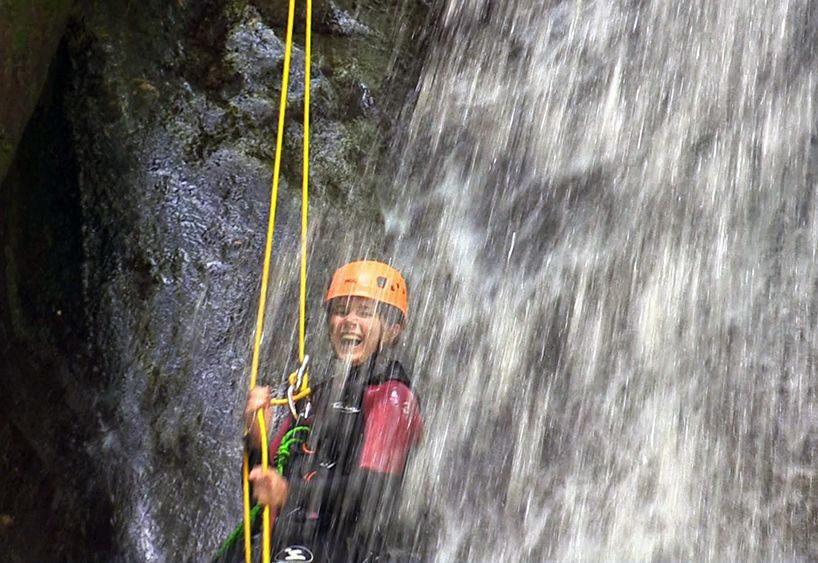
[386,0,818,559]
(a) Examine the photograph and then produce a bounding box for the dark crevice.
[0,40,114,562]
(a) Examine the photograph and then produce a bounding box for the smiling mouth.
[339,334,363,352]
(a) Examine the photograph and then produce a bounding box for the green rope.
[274,426,310,473]
[214,503,263,560]
[213,425,311,560]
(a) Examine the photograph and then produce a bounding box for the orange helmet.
[325,260,408,320]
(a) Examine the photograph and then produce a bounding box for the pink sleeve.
[268,416,292,455]
[359,381,423,475]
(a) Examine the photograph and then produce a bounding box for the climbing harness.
[239,0,314,562]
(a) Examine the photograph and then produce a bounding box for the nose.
[340,311,360,328]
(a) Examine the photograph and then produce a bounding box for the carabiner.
[287,355,311,419]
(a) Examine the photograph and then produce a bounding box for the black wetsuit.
[260,360,422,563]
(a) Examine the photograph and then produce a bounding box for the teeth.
[341,335,362,345]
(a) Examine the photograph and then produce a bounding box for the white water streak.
[387,0,818,560]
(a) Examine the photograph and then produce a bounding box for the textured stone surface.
[0,0,432,559]
[0,46,113,561]
[0,0,74,183]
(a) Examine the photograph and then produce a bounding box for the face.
[328,296,390,366]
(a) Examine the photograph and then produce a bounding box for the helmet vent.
[377,276,387,288]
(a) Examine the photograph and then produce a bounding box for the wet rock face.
[0,45,114,562]
[0,0,75,183]
[17,0,432,559]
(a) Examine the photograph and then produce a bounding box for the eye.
[331,303,349,316]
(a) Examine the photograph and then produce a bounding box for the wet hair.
[377,302,405,328]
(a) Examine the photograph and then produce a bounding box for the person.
[243,260,423,563]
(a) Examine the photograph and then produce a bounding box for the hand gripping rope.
[213,415,311,561]
[240,1,313,562]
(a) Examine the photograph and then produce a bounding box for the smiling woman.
[328,296,394,366]
[325,260,408,367]
[236,260,423,563]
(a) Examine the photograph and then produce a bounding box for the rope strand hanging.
[242,1,313,562]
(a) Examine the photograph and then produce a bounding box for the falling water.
[384,0,818,560]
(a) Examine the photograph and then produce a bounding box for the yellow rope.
[243,1,313,562]
[258,411,271,563]
[269,0,312,404]
[300,0,312,373]
[242,452,252,561]
[247,0,297,392]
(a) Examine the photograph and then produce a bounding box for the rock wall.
[0,0,74,183]
[0,44,113,561]
[0,0,433,559]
